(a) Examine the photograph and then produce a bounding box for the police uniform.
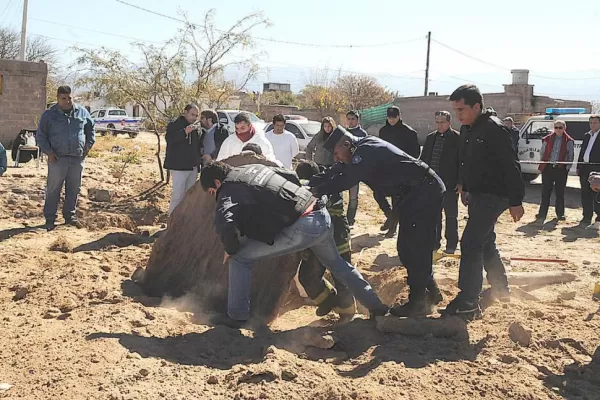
[298,191,356,318]
[311,127,446,316]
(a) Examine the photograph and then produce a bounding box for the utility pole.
[424,31,431,96]
[19,0,29,61]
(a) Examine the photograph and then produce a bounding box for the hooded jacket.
[305,117,336,166]
[378,120,420,158]
[164,116,202,171]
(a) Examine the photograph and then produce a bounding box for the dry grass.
[89,135,154,160]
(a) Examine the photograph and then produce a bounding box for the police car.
[90,107,144,138]
[518,108,591,182]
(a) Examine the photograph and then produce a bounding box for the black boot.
[315,289,339,316]
[389,287,433,318]
[380,218,391,231]
[426,281,443,305]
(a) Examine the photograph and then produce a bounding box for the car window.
[285,123,304,139]
[97,110,106,118]
[297,121,321,137]
[563,122,590,141]
[265,123,274,132]
[90,111,98,118]
[108,110,127,116]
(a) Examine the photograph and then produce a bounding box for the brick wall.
[0,59,47,145]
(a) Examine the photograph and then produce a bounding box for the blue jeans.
[227,207,384,321]
[457,193,509,301]
[43,156,84,222]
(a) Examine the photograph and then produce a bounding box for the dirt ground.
[1,132,599,400]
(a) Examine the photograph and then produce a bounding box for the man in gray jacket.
[36,86,95,231]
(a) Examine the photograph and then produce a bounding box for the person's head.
[321,116,337,135]
[183,104,199,124]
[590,115,600,132]
[272,114,286,134]
[242,143,262,155]
[295,160,320,181]
[200,161,232,196]
[200,109,217,129]
[435,110,452,132]
[553,120,566,136]
[234,112,253,136]
[503,117,514,129]
[449,84,484,126]
[386,106,401,126]
[57,86,73,111]
[346,110,360,129]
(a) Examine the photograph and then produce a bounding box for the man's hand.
[454,184,463,195]
[460,191,470,206]
[184,125,194,135]
[223,252,231,264]
[48,153,58,164]
[509,205,524,222]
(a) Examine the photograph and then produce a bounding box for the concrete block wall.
[0,59,47,145]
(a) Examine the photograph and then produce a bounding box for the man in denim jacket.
[36,86,95,231]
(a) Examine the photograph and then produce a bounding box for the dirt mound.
[79,212,137,231]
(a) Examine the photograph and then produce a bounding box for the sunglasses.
[554,126,565,129]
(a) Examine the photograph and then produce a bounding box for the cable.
[115,0,425,49]
[0,0,14,22]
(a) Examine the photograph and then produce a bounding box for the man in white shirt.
[216,112,277,162]
[577,115,600,229]
[266,114,299,169]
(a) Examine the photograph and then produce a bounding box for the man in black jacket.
[420,110,461,254]
[442,85,525,320]
[200,109,229,163]
[374,106,420,236]
[577,115,600,229]
[200,162,387,328]
[164,104,202,214]
[345,110,367,225]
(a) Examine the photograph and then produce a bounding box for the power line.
[115,0,425,49]
[0,0,15,22]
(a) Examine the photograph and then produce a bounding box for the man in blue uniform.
[310,127,446,317]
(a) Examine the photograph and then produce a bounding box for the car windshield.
[227,112,261,122]
[108,110,127,116]
[297,121,321,137]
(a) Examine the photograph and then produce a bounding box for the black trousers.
[538,166,568,219]
[580,169,600,222]
[436,190,459,251]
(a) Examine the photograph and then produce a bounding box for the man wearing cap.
[375,106,420,236]
[309,126,446,317]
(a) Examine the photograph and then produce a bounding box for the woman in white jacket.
[216,112,277,163]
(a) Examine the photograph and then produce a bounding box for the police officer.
[311,127,446,317]
[200,161,387,328]
[443,84,525,319]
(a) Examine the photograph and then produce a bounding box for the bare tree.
[0,27,58,63]
[74,10,270,182]
[0,27,20,59]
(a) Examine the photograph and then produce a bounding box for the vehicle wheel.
[128,132,138,138]
[107,124,117,136]
[522,173,539,182]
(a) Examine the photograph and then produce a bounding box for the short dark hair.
[234,112,252,124]
[57,86,71,96]
[448,84,484,109]
[242,143,262,155]
[386,106,400,118]
[295,160,320,180]
[589,115,600,123]
[184,104,199,112]
[201,109,218,124]
[346,110,360,119]
[272,114,286,124]
[200,161,232,191]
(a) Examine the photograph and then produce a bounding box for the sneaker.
[479,287,510,310]
[439,296,482,320]
[209,314,246,329]
[65,219,84,229]
[586,221,600,231]
[45,220,56,232]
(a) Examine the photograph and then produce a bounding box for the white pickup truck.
[90,108,143,138]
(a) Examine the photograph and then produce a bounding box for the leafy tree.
[334,74,394,110]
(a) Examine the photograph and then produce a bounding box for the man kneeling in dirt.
[200,161,388,328]
[295,160,356,321]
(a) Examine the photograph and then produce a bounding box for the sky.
[2,0,600,101]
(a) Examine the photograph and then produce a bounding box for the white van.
[518,108,591,182]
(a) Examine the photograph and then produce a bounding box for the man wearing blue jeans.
[200,161,388,328]
[36,86,95,231]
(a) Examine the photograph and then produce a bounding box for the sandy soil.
[1,132,599,400]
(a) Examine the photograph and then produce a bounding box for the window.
[285,123,304,139]
[108,109,127,116]
[562,122,590,141]
[90,111,98,118]
[297,121,321,137]
[97,110,106,118]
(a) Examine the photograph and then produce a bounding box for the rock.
[100,265,112,272]
[0,383,12,392]
[281,369,298,381]
[43,308,62,319]
[59,298,78,313]
[583,260,591,265]
[558,292,576,301]
[90,188,112,203]
[139,368,150,377]
[57,313,71,320]
[207,375,219,385]
[499,354,520,364]
[12,286,29,301]
[509,322,532,347]
[529,310,544,318]
[127,352,142,360]
[11,187,26,194]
